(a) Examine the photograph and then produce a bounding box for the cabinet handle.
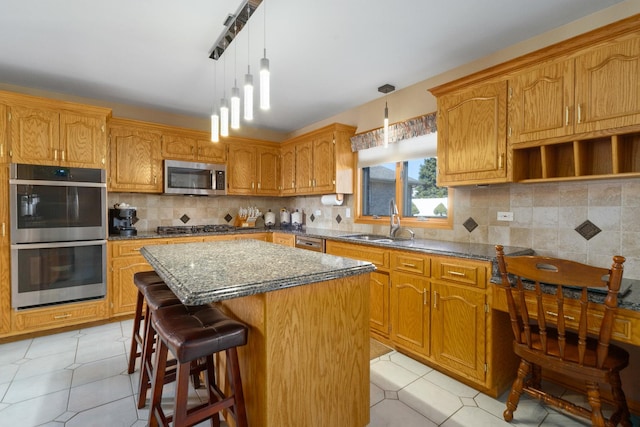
[54,313,72,320]
[508,127,512,137]
[498,153,504,170]
[0,143,3,157]
[545,311,575,321]
[402,262,416,268]
[447,270,465,277]
[257,182,261,189]
[101,125,105,133]
[433,291,438,309]
[61,150,65,161]
[54,149,58,160]
[291,181,295,188]
[251,182,255,189]
[423,289,427,305]
[577,104,582,123]
[154,175,157,184]
[565,106,569,126]
[2,223,5,237]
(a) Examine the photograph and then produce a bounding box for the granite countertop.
[140,239,375,305]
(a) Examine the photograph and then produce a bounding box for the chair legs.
[504,359,530,422]
[127,290,145,374]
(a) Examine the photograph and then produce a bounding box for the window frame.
[354,158,454,230]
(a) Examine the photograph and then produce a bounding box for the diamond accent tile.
[224,213,233,223]
[131,216,139,225]
[310,214,315,222]
[575,220,601,240]
[463,217,478,233]
[180,214,190,224]
[335,214,342,224]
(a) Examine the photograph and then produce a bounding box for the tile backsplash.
[110,178,640,279]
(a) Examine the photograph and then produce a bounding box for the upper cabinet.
[431,15,640,185]
[0,104,7,164]
[574,34,640,134]
[227,139,280,196]
[435,81,508,186]
[162,131,227,164]
[284,123,357,195]
[2,91,110,169]
[108,118,162,193]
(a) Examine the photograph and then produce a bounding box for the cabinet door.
[432,282,486,383]
[109,126,162,192]
[271,233,295,247]
[257,146,280,195]
[370,271,390,337]
[110,256,152,316]
[196,139,227,163]
[312,132,335,193]
[295,141,313,193]
[9,105,60,165]
[0,104,7,164]
[60,112,107,168]
[228,145,256,195]
[575,35,640,133]
[390,271,430,356]
[437,81,507,186]
[162,133,196,160]
[0,164,10,334]
[280,144,296,195]
[509,59,574,143]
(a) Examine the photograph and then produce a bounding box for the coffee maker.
[109,206,137,236]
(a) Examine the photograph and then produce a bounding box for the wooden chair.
[495,245,631,427]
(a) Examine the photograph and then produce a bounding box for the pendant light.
[260,0,270,110]
[220,44,230,137]
[230,23,241,129]
[378,84,395,148]
[211,53,220,142]
[244,3,254,121]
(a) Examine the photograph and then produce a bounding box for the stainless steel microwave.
[164,160,226,196]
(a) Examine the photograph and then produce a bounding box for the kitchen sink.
[341,234,396,243]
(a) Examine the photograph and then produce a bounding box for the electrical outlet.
[345,208,351,218]
[497,211,514,221]
[314,210,321,216]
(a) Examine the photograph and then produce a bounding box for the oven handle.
[9,179,107,188]
[11,240,107,250]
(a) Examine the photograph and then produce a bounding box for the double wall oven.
[9,164,107,309]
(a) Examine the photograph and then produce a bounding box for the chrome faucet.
[390,199,400,238]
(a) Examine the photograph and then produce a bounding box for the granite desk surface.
[140,239,375,306]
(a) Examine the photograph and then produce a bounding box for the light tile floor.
[0,320,638,427]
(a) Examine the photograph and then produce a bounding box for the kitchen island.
[140,239,376,427]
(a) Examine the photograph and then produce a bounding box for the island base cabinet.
[219,273,371,427]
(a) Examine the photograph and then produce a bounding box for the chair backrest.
[495,245,625,368]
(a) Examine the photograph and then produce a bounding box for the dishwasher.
[295,235,326,252]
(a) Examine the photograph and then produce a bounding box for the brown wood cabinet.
[271,232,295,246]
[108,119,163,193]
[227,141,280,196]
[435,81,508,186]
[3,92,110,169]
[162,131,227,164]
[0,164,10,334]
[283,123,356,195]
[0,104,8,164]
[280,143,296,195]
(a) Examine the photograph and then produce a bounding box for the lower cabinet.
[12,300,109,333]
[369,271,390,336]
[390,271,430,356]
[271,232,295,247]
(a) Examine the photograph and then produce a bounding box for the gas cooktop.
[156,224,236,235]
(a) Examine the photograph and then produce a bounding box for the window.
[355,134,453,229]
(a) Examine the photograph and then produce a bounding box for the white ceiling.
[0,0,626,134]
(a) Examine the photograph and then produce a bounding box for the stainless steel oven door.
[11,240,107,309]
[9,164,107,243]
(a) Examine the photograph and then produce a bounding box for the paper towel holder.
[321,194,344,206]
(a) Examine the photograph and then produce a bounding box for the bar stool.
[149,304,249,427]
[127,271,167,374]
[136,282,186,409]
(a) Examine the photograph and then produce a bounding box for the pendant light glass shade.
[260,53,270,110]
[211,112,219,142]
[383,101,389,147]
[220,97,229,137]
[244,68,254,121]
[231,84,240,129]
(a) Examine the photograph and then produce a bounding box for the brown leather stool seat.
[149,304,249,427]
[127,271,168,374]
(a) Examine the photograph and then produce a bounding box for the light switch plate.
[497,211,514,221]
[345,208,351,218]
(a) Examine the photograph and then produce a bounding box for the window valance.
[350,112,437,152]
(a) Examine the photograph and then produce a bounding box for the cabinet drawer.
[12,300,108,332]
[326,241,389,270]
[433,258,487,288]
[391,252,430,276]
[272,233,295,246]
[110,239,168,257]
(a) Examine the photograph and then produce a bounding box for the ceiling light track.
[209,0,262,61]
